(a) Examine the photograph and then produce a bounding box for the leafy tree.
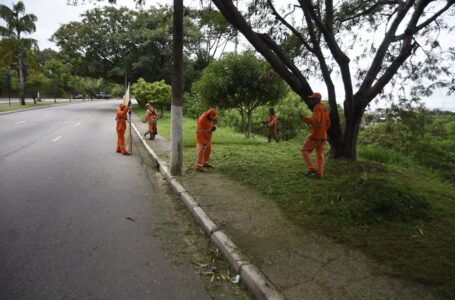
[194,52,287,137]
[43,59,72,102]
[27,71,49,103]
[0,1,38,105]
[132,78,171,111]
[110,84,125,98]
[186,4,236,70]
[51,6,178,85]
[211,0,455,158]
[0,67,16,105]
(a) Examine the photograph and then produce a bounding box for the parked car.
[73,94,84,99]
[95,92,111,99]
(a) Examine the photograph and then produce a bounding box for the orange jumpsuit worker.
[115,103,129,155]
[300,92,330,178]
[195,108,217,171]
[143,103,160,140]
[264,107,279,143]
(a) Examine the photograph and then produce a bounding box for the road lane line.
[15,121,26,125]
[75,122,81,126]
[52,136,62,142]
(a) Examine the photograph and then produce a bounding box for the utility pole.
[170,0,184,176]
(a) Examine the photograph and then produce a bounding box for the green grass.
[133,105,268,147]
[136,106,455,297]
[0,102,56,112]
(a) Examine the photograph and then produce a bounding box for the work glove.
[127,100,131,106]
[211,126,217,132]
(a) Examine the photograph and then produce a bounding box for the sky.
[1,0,454,111]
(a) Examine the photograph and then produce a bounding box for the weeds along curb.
[131,122,285,300]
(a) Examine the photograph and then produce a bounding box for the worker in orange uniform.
[143,103,160,140]
[300,92,330,178]
[194,108,217,171]
[115,102,130,155]
[263,107,279,143]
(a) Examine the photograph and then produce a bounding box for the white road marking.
[75,122,81,126]
[52,136,62,142]
[15,121,26,125]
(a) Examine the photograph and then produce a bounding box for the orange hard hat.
[308,92,322,100]
[119,103,126,110]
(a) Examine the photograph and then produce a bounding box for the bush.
[358,113,455,183]
[183,92,208,119]
[216,90,311,140]
[132,78,171,108]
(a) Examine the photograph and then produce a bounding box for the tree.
[0,1,38,105]
[185,4,236,70]
[0,67,15,105]
[27,71,49,103]
[211,0,455,158]
[44,59,71,102]
[51,6,179,85]
[194,52,287,137]
[132,78,171,110]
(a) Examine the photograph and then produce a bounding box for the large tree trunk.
[341,100,366,159]
[18,49,25,106]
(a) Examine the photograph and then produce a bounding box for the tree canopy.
[210,0,455,158]
[0,1,38,105]
[194,51,287,137]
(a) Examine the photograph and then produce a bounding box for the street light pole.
[170,0,184,176]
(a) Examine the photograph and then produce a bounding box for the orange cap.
[119,103,126,110]
[308,92,322,100]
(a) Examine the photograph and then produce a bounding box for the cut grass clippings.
[136,107,455,297]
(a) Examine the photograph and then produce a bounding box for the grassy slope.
[134,106,455,297]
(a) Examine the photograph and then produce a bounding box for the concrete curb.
[131,122,285,300]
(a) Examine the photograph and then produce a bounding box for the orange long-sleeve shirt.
[116,104,129,131]
[196,111,215,144]
[303,103,330,140]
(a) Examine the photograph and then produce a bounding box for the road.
[0,101,210,300]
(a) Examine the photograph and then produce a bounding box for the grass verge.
[0,102,57,112]
[136,107,455,297]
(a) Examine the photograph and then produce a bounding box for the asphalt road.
[0,101,210,300]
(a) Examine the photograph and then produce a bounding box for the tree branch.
[394,0,455,41]
[357,0,414,95]
[265,0,314,54]
[211,0,313,100]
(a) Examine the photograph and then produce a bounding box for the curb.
[131,123,285,300]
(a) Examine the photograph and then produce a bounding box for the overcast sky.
[2,0,454,111]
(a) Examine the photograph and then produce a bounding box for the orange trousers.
[196,142,211,168]
[116,128,127,154]
[301,138,325,176]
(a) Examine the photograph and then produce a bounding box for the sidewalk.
[131,113,436,300]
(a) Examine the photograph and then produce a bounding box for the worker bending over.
[194,108,217,171]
